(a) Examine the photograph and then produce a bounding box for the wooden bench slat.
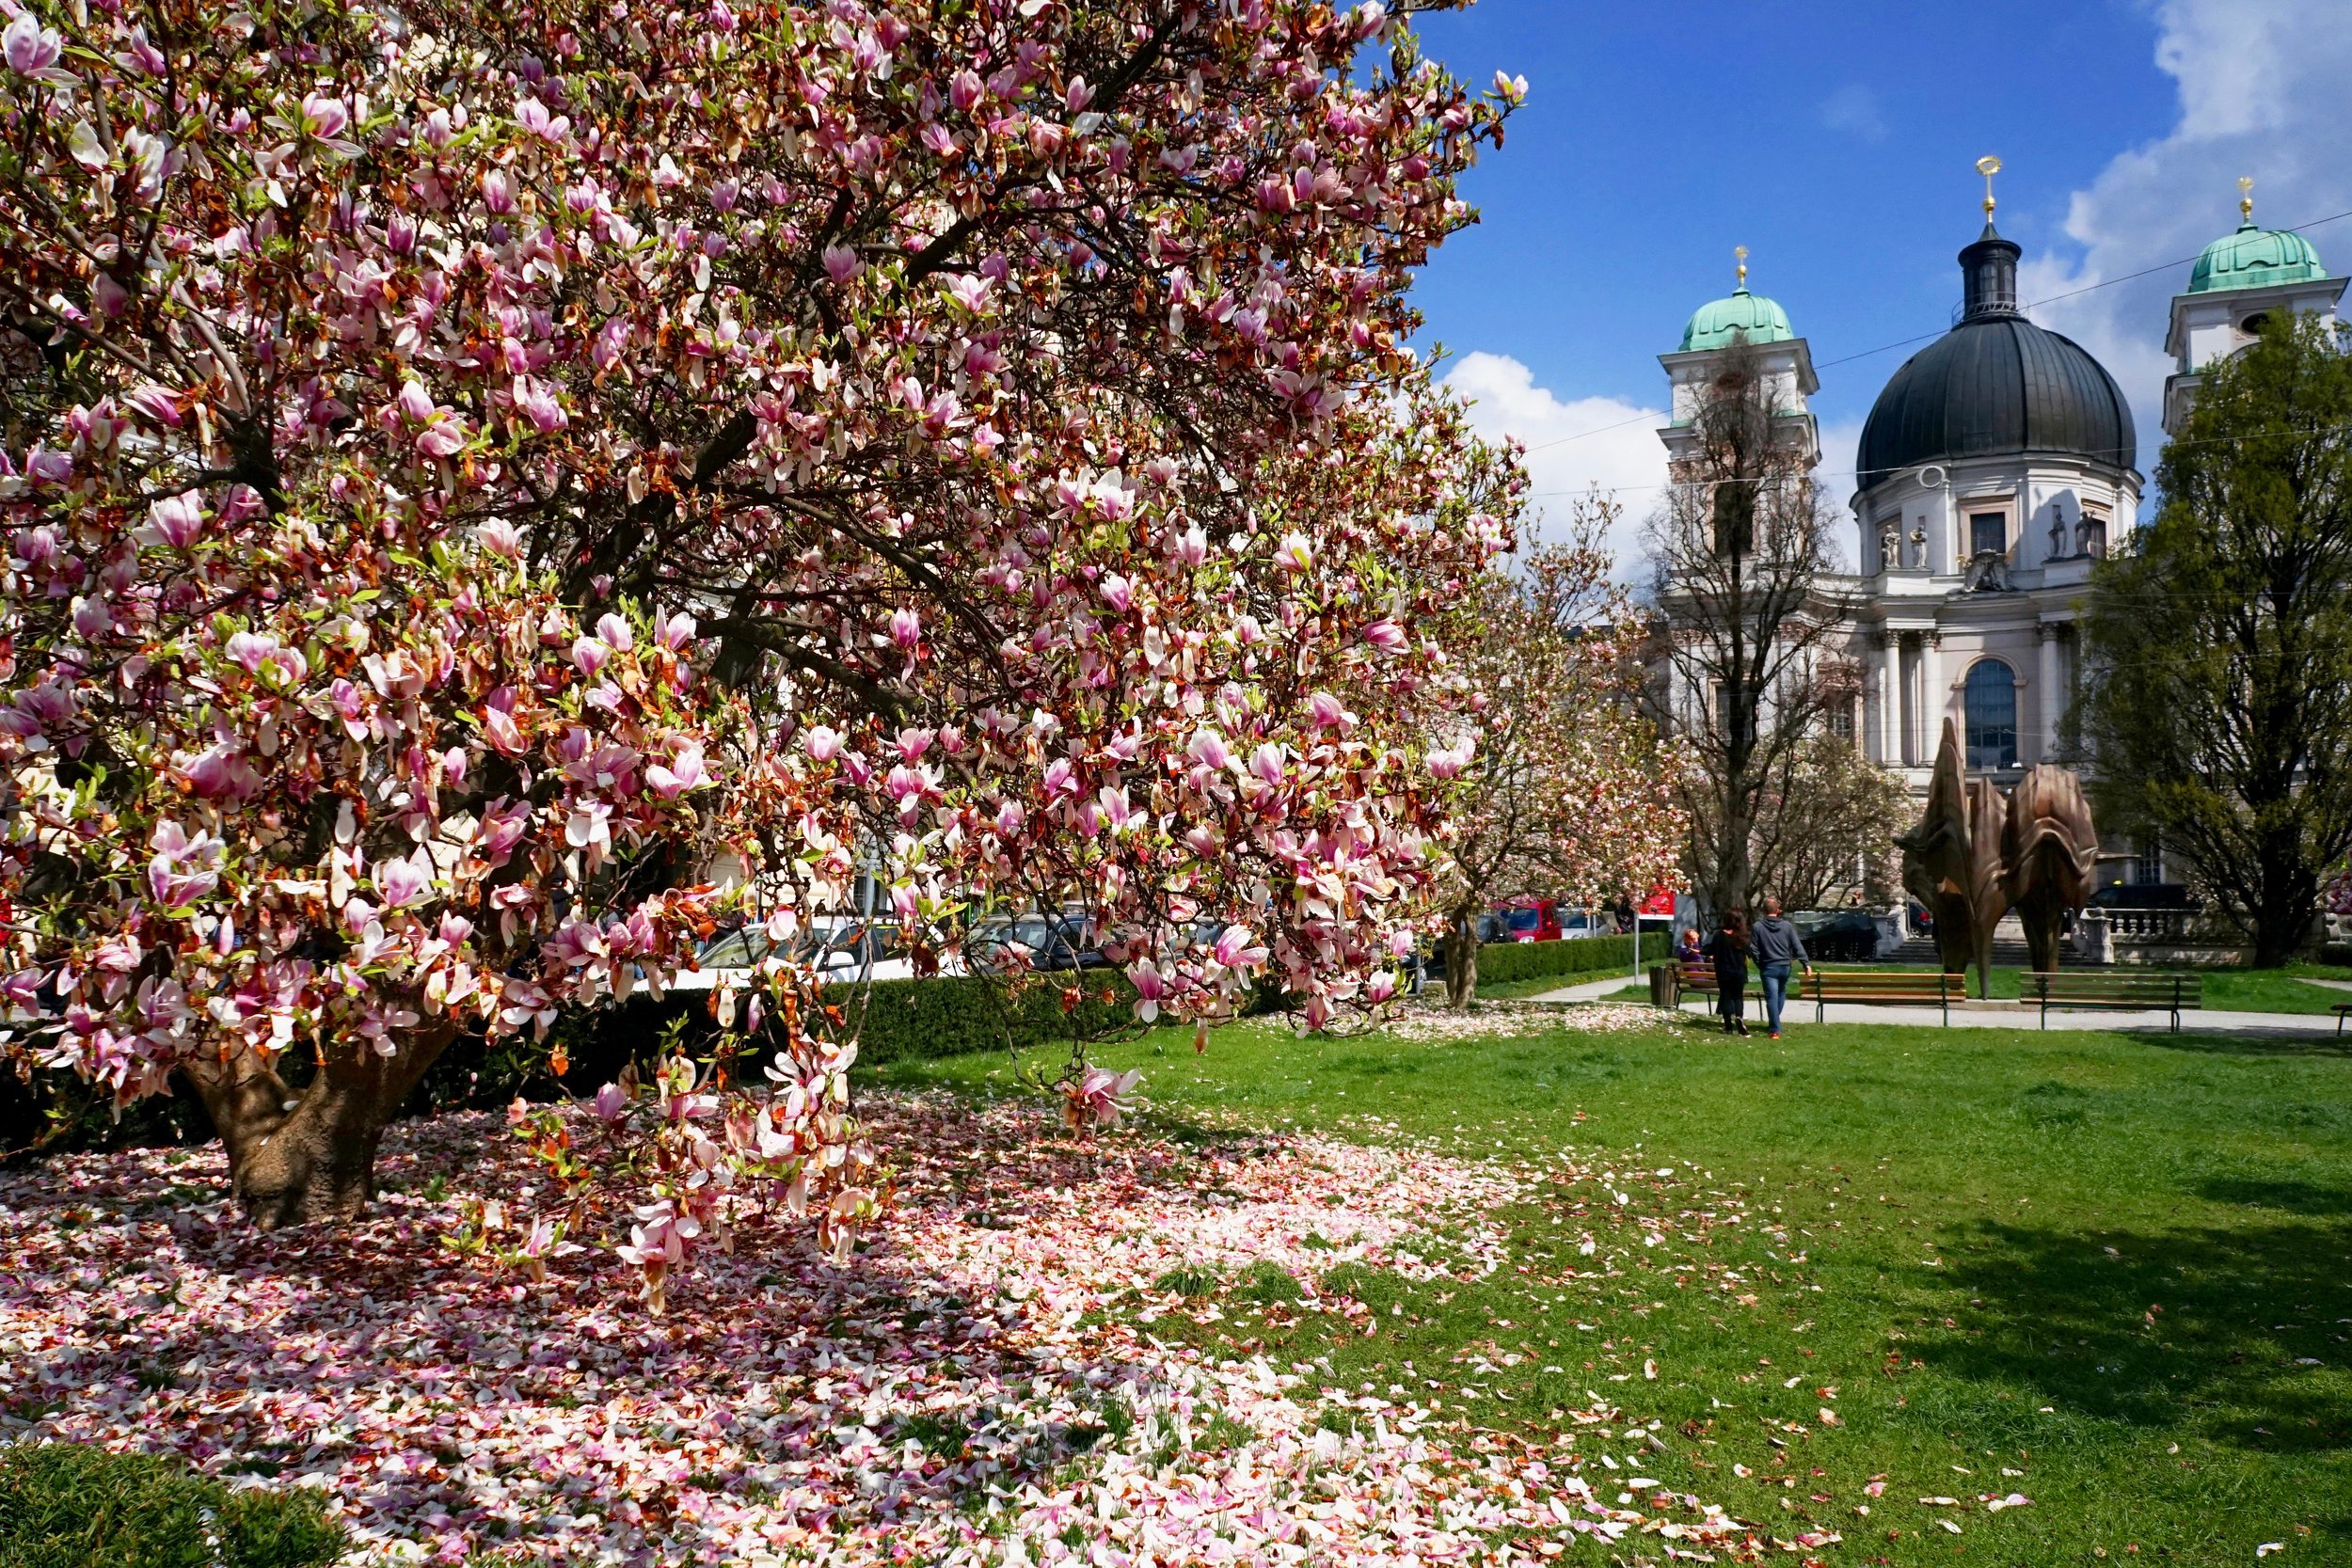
[2027,971,2202,1032]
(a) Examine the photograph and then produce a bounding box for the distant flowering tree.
[1426,502,1684,1006]
[0,0,1523,1294]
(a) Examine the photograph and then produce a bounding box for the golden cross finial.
[1734,245,1748,290]
[1976,155,2002,219]
[2238,175,2255,223]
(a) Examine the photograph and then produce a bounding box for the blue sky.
[1400,0,2352,560]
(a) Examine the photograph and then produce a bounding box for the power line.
[1518,420,2352,500]
[1506,207,2352,456]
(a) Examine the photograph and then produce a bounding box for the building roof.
[1678,288,1794,352]
[1857,223,2137,490]
[2188,220,2329,294]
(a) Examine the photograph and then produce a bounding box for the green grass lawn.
[872,1010,2352,1565]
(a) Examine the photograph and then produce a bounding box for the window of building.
[1963,659,2017,769]
[1827,701,1855,741]
[2132,837,2164,885]
[1968,511,2007,558]
[1714,684,1754,750]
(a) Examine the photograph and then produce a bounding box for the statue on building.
[1963,549,2013,593]
[1908,526,1928,568]
[1880,521,1900,573]
[2001,765,2100,974]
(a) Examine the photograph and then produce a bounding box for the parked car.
[2088,881,2200,911]
[670,914,914,992]
[1497,899,1562,942]
[1557,908,1610,941]
[966,911,1106,974]
[1788,908,1880,962]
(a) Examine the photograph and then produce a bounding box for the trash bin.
[1647,963,1677,1008]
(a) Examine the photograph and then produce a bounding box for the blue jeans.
[1760,963,1793,1033]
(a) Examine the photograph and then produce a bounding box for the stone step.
[1893,935,2063,967]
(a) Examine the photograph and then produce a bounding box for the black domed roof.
[1857,225,2137,491]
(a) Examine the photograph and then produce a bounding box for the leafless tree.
[1641,340,1861,917]
[1430,503,1682,1006]
[1749,732,1909,911]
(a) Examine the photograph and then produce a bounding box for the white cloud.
[1813,416,1868,563]
[1439,350,1667,575]
[1820,84,1886,143]
[2019,0,2352,471]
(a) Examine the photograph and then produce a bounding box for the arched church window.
[1963,659,2017,769]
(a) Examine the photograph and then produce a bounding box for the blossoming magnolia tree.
[0,0,1525,1289]
[1424,504,1685,1006]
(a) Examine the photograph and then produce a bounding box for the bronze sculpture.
[2001,764,2100,974]
[1894,721,2098,996]
[1894,721,1988,985]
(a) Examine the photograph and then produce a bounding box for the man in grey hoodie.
[1750,896,1814,1039]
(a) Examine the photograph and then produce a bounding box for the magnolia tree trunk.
[183,1022,457,1228]
[1443,907,1480,1010]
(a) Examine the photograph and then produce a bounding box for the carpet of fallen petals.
[1380,1001,1667,1045]
[0,1091,1767,1564]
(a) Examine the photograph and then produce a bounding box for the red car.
[1497,899,1562,942]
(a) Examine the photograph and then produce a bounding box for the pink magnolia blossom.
[374,848,433,908]
[6,14,62,75]
[141,492,204,548]
[1063,1066,1144,1131]
[646,743,709,799]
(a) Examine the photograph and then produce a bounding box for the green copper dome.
[1678,288,1795,352]
[2188,221,2328,293]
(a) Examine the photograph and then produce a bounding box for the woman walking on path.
[1708,909,1753,1036]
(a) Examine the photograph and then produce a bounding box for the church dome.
[1678,288,1794,352]
[2188,220,2328,293]
[1857,223,2136,490]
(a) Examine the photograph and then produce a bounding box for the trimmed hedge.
[1468,932,1667,987]
[823,973,1139,1064]
[0,1441,346,1568]
[410,971,1140,1113]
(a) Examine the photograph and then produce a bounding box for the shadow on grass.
[2195,1176,2352,1216]
[1921,1212,2352,1457]
[2124,1028,2352,1058]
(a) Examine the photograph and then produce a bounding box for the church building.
[1656,173,2343,866]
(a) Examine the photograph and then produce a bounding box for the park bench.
[1673,960,1756,1019]
[2026,971,2203,1033]
[2337,1003,2352,1037]
[1803,968,1959,1026]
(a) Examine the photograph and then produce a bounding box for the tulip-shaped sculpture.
[1897,721,1979,981]
[2001,764,2100,974]
[1961,775,2012,995]
[1896,721,2019,997]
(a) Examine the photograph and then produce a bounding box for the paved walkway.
[1524,978,2344,1038]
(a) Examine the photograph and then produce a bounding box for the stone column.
[1919,631,1945,753]
[1868,632,1893,764]
[1898,633,1918,766]
[2037,622,2063,761]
